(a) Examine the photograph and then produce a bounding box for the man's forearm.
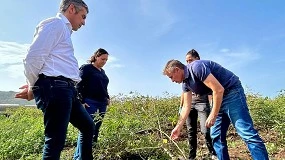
[211,91,223,116]
[180,92,184,106]
[176,104,191,129]
[24,57,44,87]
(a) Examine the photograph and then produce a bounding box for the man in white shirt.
[15,0,95,159]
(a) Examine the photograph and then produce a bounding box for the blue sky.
[0,0,284,98]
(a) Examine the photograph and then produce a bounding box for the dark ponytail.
[88,48,109,63]
[186,49,200,60]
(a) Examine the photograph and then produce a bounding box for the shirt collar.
[56,13,73,33]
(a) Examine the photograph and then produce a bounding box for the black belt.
[39,74,77,86]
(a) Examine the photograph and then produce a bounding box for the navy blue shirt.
[182,60,240,95]
[76,64,109,103]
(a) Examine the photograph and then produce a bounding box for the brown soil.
[179,125,285,160]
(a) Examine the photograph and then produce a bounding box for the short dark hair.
[186,49,200,59]
[163,59,184,75]
[60,0,89,13]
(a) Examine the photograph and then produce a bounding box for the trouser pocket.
[32,79,52,112]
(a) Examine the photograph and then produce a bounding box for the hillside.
[0,91,35,105]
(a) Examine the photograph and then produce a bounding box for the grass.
[0,91,284,159]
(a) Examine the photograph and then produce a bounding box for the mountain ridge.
[0,91,35,105]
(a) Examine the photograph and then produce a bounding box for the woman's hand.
[82,103,90,108]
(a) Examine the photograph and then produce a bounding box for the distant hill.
[0,91,35,105]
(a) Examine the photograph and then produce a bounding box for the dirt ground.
[179,125,285,160]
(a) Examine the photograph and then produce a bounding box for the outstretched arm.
[203,73,224,128]
[171,91,192,140]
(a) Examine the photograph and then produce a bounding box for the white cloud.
[77,58,87,67]
[4,64,25,78]
[220,48,230,53]
[0,41,29,78]
[105,56,124,69]
[107,64,124,69]
[201,44,261,71]
[77,54,124,69]
[209,48,261,70]
[107,55,118,63]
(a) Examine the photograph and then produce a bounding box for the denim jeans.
[74,98,107,159]
[186,103,216,159]
[33,76,95,160]
[210,86,269,160]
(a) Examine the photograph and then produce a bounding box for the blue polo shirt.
[182,60,240,95]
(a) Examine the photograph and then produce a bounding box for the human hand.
[82,103,90,108]
[170,126,181,140]
[14,84,34,101]
[205,113,217,128]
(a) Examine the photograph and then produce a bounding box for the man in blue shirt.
[163,59,269,160]
[180,49,216,159]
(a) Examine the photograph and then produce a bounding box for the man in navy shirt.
[163,59,269,160]
[180,49,216,159]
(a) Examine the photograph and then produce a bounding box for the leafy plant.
[0,91,284,159]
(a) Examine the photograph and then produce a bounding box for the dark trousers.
[84,98,107,143]
[74,98,107,159]
[33,76,95,160]
[186,103,216,159]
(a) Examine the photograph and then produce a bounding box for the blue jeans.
[74,98,107,159]
[210,85,269,160]
[186,103,216,159]
[33,76,95,160]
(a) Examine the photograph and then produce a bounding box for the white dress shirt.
[24,13,81,87]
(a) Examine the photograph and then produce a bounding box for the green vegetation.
[0,91,284,160]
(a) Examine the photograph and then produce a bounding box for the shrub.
[0,107,43,159]
[247,90,285,144]
[0,91,284,159]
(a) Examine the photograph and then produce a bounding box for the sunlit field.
[0,91,284,159]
